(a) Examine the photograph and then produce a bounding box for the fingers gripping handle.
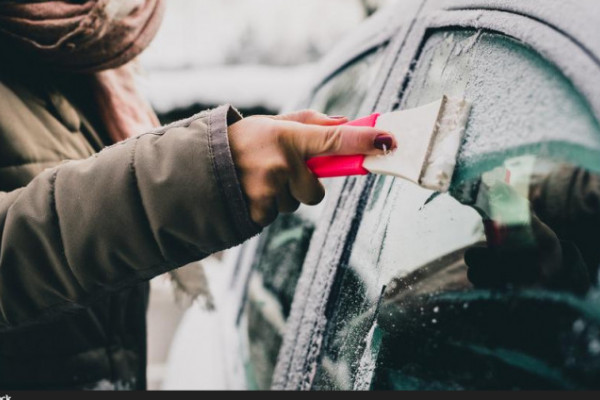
[306,113,380,178]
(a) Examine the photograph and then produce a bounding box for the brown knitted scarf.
[0,0,165,142]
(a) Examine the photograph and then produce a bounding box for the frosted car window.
[241,214,314,390]
[309,47,386,117]
[240,47,387,389]
[311,31,600,390]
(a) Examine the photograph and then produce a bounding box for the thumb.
[289,124,397,158]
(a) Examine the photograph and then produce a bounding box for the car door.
[273,0,600,390]
[234,41,388,393]
[228,1,424,390]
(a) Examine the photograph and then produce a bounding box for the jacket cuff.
[208,104,262,240]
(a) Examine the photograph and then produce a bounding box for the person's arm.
[0,105,395,331]
[0,105,257,330]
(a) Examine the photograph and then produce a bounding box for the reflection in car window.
[312,31,600,390]
[239,46,388,389]
[242,214,314,389]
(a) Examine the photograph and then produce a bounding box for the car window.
[309,46,387,117]
[311,30,600,390]
[238,46,388,390]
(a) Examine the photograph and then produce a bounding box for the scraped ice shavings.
[420,97,471,192]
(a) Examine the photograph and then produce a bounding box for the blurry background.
[141,0,394,389]
[139,0,395,122]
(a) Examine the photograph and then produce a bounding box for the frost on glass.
[309,46,387,118]
[405,31,600,177]
[242,213,315,389]
[240,48,389,389]
[311,31,600,390]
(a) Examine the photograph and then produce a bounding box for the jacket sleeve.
[0,104,261,331]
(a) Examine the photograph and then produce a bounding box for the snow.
[138,0,390,114]
[353,322,379,390]
[140,0,368,69]
[428,6,600,135]
[160,256,229,390]
[138,64,316,114]
[400,29,600,172]
[161,238,263,389]
[444,0,600,59]
[138,0,404,114]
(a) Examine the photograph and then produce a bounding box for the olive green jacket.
[0,65,259,388]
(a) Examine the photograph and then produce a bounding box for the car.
[166,0,600,390]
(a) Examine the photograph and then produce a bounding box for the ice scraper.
[306,96,471,192]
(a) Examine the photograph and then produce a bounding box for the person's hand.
[228,110,396,226]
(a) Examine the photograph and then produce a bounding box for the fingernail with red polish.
[328,115,347,119]
[374,134,394,151]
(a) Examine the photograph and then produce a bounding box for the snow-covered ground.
[138,64,316,115]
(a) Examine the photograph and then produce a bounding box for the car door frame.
[221,0,425,390]
[271,0,600,390]
[271,0,427,390]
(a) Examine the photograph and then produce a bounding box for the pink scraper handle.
[306,113,380,178]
